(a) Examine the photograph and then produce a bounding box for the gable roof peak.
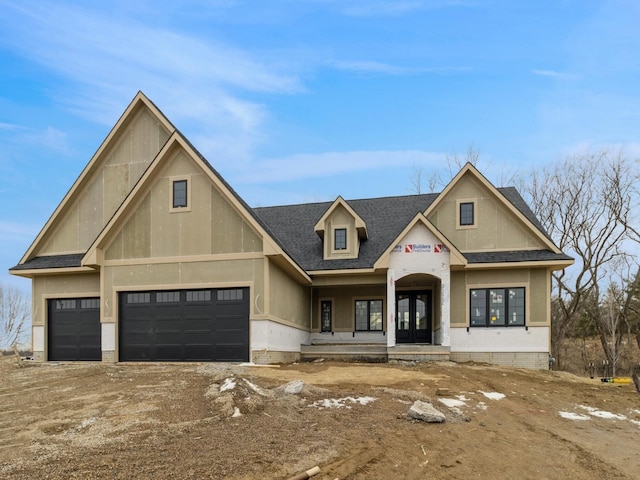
[313,195,368,240]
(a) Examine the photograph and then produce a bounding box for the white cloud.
[235,149,443,184]
[0,221,40,242]
[0,1,303,163]
[311,0,479,17]
[0,123,27,131]
[531,69,575,80]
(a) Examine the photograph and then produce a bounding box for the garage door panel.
[48,298,101,361]
[119,288,249,362]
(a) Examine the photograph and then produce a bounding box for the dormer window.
[334,228,347,250]
[314,196,368,260]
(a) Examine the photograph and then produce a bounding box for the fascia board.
[19,92,175,265]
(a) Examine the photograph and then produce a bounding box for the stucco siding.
[36,107,170,257]
[312,285,386,332]
[268,261,310,329]
[428,174,548,252]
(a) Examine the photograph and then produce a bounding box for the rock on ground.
[408,400,446,423]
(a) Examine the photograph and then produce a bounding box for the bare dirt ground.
[1,356,639,480]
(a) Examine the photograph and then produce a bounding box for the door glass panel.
[416,294,428,330]
[397,295,410,331]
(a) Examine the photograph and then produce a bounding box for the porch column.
[387,269,396,347]
[441,270,451,346]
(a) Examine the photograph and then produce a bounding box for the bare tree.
[409,164,425,194]
[522,149,640,369]
[0,283,30,351]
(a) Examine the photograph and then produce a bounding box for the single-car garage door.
[119,288,249,362]
[48,298,101,361]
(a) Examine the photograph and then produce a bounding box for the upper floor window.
[172,179,188,208]
[459,202,474,226]
[334,228,347,250]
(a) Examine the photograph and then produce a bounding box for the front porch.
[300,343,451,362]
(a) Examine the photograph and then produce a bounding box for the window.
[156,291,180,303]
[321,300,332,332]
[470,288,525,327]
[126,293,151,304]
[186,290,212,302]
[355,300,383,331]
[460,202,475,226]
[172,179,188,208]
[334,228,347,250]
[80,298,100,309]
[55,299,77,310]
[217,288,244,302]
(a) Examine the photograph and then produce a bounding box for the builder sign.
[392,243,447,253]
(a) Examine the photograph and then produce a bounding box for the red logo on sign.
[404,244,413,253]
[434,244,442,253]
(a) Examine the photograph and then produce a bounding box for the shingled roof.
[253,186,567,271]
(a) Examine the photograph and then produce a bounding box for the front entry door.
[396,291,432,343]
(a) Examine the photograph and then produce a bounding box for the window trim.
[320,299,333,332]
[330,224,350,254]
[456,198,477,229]
[354,298,384,332]
[469,286,526,327]
[170,176,192,212]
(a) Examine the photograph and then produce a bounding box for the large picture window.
[355,299,383,331]
[470,288,525,327]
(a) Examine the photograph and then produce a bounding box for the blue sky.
[1,0,640,289]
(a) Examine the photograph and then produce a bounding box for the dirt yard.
[1,356,638,480]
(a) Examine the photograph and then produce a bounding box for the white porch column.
[387,269,396,347]
[440,266,451,347]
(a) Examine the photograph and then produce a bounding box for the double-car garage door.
[47,288,250,362]
[119,287,250,362]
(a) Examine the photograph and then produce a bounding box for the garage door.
[48,298,101,361]
[119,288,250,362]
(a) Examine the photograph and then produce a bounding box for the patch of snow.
[220,378,236,392]
[632,409,640,415]
[231,407,242,418]
[476,402,488,411]
[455,395,469,402]
[578,405,627,420]
[438,398,466,408]
[630,420,640,427]
[479,391,506,400]
[559,411,590,421]
[310,396,377,409]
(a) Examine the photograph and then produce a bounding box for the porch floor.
[300,343,450,363]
